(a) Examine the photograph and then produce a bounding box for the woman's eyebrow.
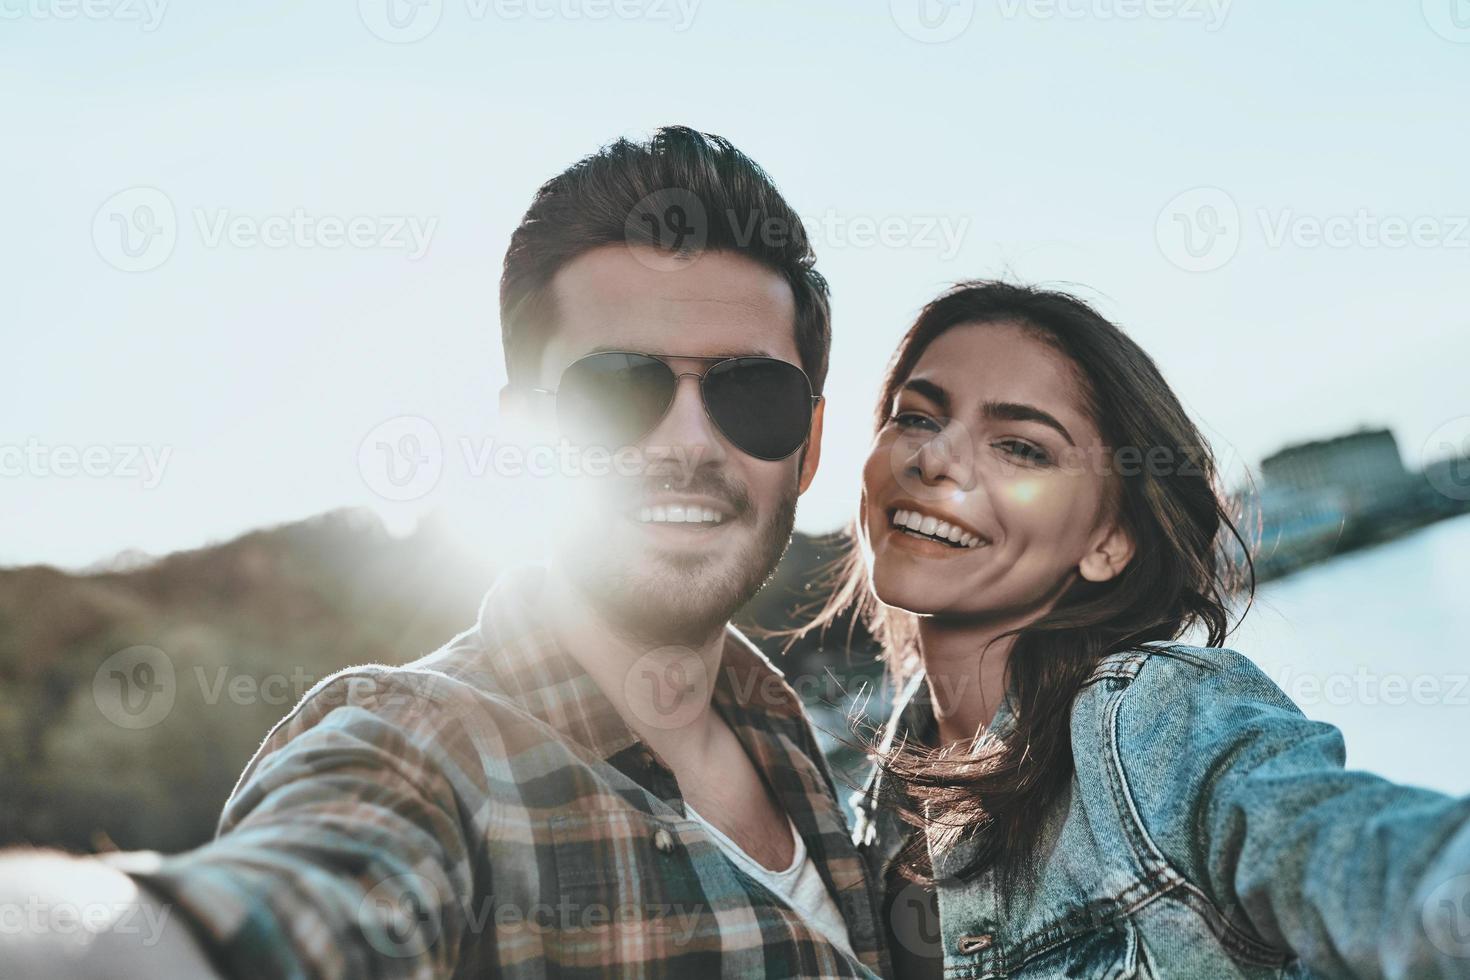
[982,400,1076,446]
[900,378,950,412]
[901,379,1077,446]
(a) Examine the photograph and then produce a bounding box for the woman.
[809,281,1470,977]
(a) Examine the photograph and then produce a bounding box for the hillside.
[0,509,878,853]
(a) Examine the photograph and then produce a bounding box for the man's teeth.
[891,509,982,548]
[638,505,725,524]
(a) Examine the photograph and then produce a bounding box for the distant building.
[1233,426,1467,582]
[1260,428,1419,521]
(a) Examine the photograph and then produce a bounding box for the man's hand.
[0,850,222,980]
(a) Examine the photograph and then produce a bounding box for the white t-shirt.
[685,802,855,960]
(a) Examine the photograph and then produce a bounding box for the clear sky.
[5,0,1468,569]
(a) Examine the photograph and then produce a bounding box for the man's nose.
[641,375,728,475]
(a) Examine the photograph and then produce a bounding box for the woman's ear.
[1079,521,1135,583]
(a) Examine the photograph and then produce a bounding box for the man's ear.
[1079,520,1135,583]
[797,397,824,495]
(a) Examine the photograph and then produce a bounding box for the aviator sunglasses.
[527,351,820,461]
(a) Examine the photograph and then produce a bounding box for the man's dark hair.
[499,126,831,393]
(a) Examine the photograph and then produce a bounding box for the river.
[1231,512,1470,796]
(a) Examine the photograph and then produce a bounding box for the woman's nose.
[907,420,976,491]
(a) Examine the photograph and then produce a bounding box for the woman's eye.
[892,411,942,433]
[995,439,1052,465]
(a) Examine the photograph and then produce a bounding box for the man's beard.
[562,475,799,650]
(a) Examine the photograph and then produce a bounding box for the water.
[1230,512,1470,797]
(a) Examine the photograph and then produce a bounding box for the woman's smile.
[885,504,988,549]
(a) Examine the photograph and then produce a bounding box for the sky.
[4,0,1469,569]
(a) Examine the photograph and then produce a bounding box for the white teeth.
[637,505,726,525]
[889,508,984,549]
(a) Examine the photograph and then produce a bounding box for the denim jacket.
[851,642,1470,978]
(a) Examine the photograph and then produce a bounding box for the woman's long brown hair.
[804,281,1255,883]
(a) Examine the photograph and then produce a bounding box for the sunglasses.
[527,351,819,461]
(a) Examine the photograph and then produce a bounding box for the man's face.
[536,245,823,644]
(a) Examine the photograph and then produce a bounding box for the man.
[0,127,891,978]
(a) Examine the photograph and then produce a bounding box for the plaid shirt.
[106,566,891,979]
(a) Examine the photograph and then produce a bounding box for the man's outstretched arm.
[1,668,487,980]
[0,851,223,980]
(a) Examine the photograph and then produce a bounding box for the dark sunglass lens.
[557,353,675,449]
[703,358,812,459]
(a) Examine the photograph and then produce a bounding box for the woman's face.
[860,320,1133,622]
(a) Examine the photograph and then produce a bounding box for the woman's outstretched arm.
[1117,648,1470,979]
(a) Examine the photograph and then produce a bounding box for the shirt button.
[652,827,676,854]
